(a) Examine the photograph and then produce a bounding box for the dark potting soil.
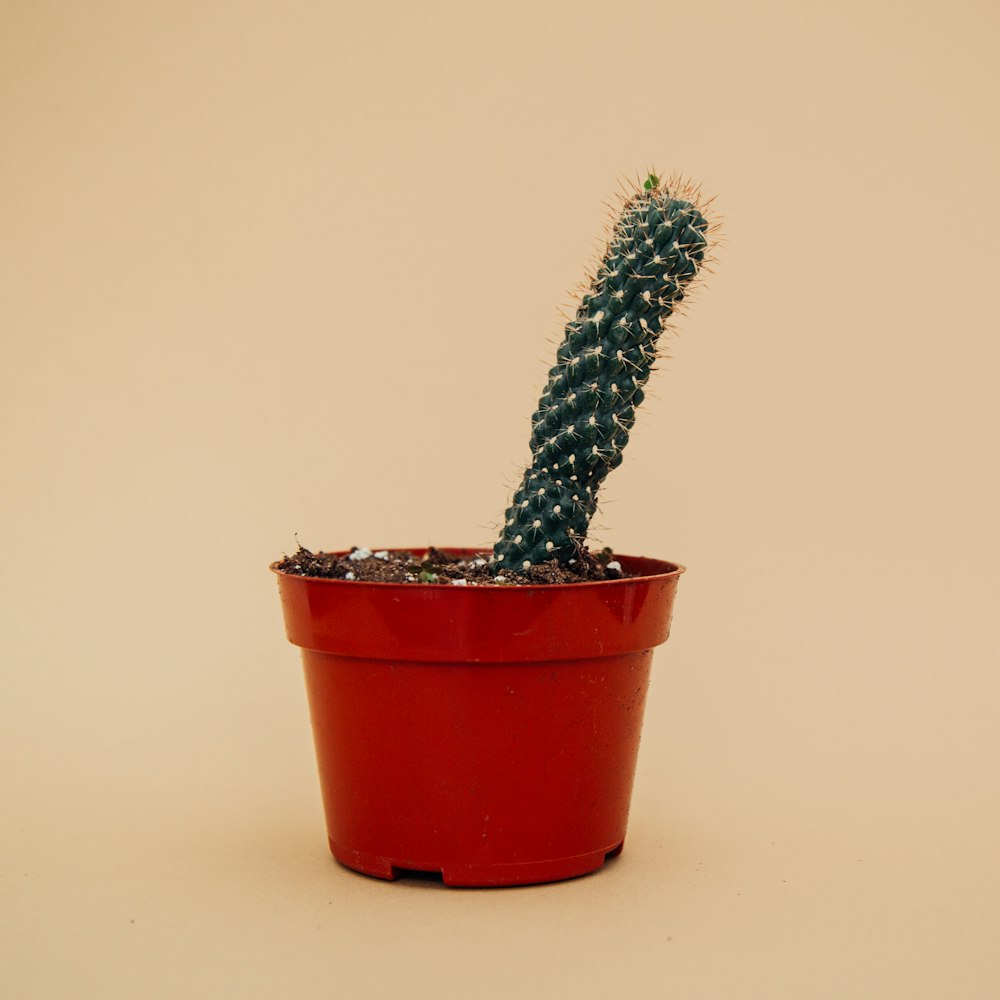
[274,545,628,586]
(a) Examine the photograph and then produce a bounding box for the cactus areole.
[492,174,710,574]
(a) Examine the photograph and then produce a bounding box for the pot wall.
[275,549,684,886]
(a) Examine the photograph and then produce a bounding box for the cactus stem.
[492,171,714,571]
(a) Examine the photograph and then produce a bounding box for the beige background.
[2,0,999,996]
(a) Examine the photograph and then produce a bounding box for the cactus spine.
[492,173,711,573]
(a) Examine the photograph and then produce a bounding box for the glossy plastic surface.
[273,549,684,887]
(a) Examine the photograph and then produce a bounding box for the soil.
[274,545,629,585]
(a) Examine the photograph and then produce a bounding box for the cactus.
[492,173,712,573]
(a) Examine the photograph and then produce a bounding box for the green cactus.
[492,173,711,573]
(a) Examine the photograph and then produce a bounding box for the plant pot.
[272,548,684,887]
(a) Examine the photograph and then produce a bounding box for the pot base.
[330,839,626,887]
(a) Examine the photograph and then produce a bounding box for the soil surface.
[274,545,628,585]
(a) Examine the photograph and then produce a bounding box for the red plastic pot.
[272,548,684,887]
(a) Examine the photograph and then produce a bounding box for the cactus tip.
[643,173,659,191]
